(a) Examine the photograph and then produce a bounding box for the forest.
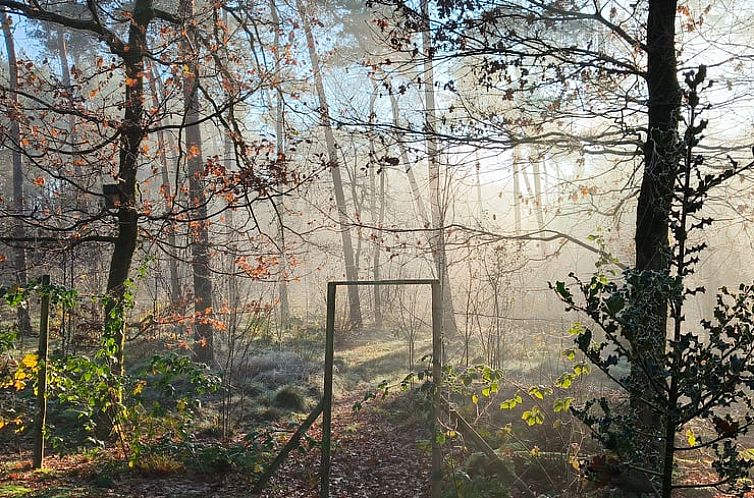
[1,0,754,497]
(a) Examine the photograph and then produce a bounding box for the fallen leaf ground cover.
[0,393,431,498]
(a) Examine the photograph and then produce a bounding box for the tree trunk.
[1,12,33,338]
[633,0,681,490]
[421,0,458,336]
[388,92,430,229]
[269,0,290,329]
[637,0,680,272]
[512,152,522,232]
[347,151,364,278]
[55,27,85,193]
[104,0,154,377]
[368,89,383,327]
[146,62,182,312]
[474,156,483,225]
[532,159,546,256]
[180,0,214,364]
[298,0,362,328]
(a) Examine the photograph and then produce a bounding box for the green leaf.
[553,397,574,413]
[522,407,545,426]
[740,448,754,462]
[573,363,591,376]
[567,322,585,336]
[555,281,572,300]
[528,386,544,400]
[686,428,697,448]
[555,372,575,389]
[605,294,625,315]
[499,394,522,410]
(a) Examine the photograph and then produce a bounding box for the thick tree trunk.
[298,0,362,328]
[637,1,680,272]
[180,0,214,364]
[633,0,681,490]
[103,0,154,377]
[1,12,33,338]
[421,0,458,336]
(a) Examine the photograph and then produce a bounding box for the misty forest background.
[2,1,754,497]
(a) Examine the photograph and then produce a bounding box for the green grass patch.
[29,487,94,498]
[0,484,32,498]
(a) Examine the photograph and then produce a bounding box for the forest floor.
[3,395,745,498]
[2,330,754,497]
[0,393,431,498]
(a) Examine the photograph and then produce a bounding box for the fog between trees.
[3,1,754,496]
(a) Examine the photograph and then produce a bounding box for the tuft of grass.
[255,406,288,422]
[241,351,316,390]
[240,380,269,398]
[195,424,225,439]
[90,473,116,489]
[30,486,94,498]
[131,453,184,477]
[30,467,59,483]
[271,385,307,412]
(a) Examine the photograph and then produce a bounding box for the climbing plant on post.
[554,67,754,496]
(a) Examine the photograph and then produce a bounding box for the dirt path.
[261,394,431,498]
[0,394,431,497]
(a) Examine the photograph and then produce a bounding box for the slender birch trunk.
[146,62,182,312]
[368,89,383,327]
[421,0,458,335]
[298,0,362,327]
[1,12,32,338]
[269,0,290,328]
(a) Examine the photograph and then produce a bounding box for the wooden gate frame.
[321,279,443,498]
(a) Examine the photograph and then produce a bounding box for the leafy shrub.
[553,67,754,496]
[189,444,261,475]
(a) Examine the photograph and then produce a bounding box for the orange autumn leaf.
[33,176,45,187]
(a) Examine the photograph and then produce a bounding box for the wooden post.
[321,282,337,498]
[430,281,443,498]
[251,400,324,495]
[33,274,50,469]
